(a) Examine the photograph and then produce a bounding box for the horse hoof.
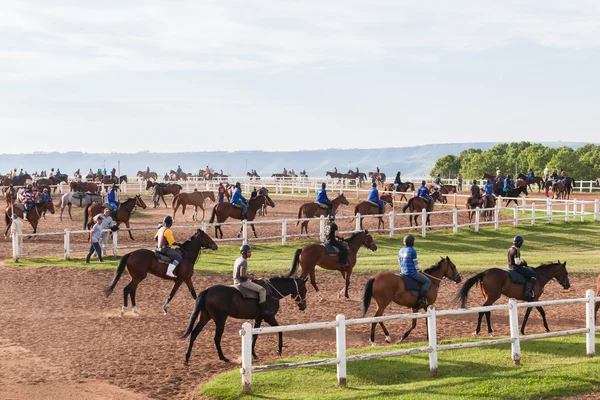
[221,357,231,363]
[345,296,351,301]
[370,340,376,347]
[385,336,392,343]
[489,332,495,337]
[471,332,479,337]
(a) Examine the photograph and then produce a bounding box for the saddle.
[397,274,423,297]
[367,200,380,207]
[235,280,273,299]
[315,202,329,209]
[153,249,181,265]
[322,242,349,255]
[231,202,242,208]
[507,269,536,285]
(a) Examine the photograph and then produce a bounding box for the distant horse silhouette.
[172,191,215,221]
[353,194,393,230]
[1,174,32,187]
[296,194,349,235]
[209,194,275,238]
[146,181,183,208]
[137,171,158,181]
[383,182,415,202]
[517,173,543,193]
[70,181,101,194]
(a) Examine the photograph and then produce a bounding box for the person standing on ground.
[10,213,23,256]
[86,215,104,263]
[457,174,463,191]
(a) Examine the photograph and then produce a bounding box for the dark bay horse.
[172,191,215,221]
[362,257,461,344]
[286,230,377,299]
[3,185,16,205]
[500,185,528,207]
[353,194,393,230]
[402,194,438,227]
[455,261,570,335]
[84,195,147,240]
[383,182,415,202]
[296,194,349,235]
[4,198,55,237]
[209,194,275,238]
[1,174,31,187]
[70,181,101,194]
[181,276,307,363]
[104,229,218,315]
[146,181,183,208]
[517,174,543,192]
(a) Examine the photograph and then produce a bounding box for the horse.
[1,174,31,187]
[84,195,147,240]
[353,194,393,230]
[58,191,103,221]
[325,171,342,180]
[137,171,158,181]
[35,176,65,193]
[104,229,218,316]
[361,257,461,344]
[401,193,438,227]
[551,181,569,200]
[208,194,275,239]
[596,178,600,187]
[480,194,496,221]
[296,194,349,235]
[466,196,481,223]
[498,185,528,206]
[455,261,570,335]
[482,173,504,184]
[4,198,55,237]
[172,191,215,221]
[181,276,307,364]
[517,173,544,193]
[70,181,101,194]
[383,182,415,202]
[286,230,377,299]
[2,185,16,205]
[146,181,183,208]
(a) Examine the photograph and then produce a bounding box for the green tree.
[548,147,582,177]
[430,154,461,178]
[579,147,600,179]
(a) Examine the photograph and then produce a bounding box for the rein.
[265,279,304,305]
[422,271,443,282]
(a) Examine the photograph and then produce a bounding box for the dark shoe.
[259,302,274,317]
[417,296,429,307]
[524,278,536,298]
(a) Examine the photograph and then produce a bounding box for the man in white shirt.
[94,208,116,256]
[10,213,24,257]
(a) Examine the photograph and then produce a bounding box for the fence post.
[427,306,438,377]
[282,218,287,246]
[356,185,359,199]
[389,211,395,238]
[508,298,521,365]
[241,322,253,393]
[531,202,536,225]
[494,204,499,230]
[579,180,583,192]
[12,232,19,261]
[452,208,458,235]
[565,201,569,223]
[242,220,248,245]
[112,229,118,257]
[201,221,207,232]
[586,289,596,357]
[453,193,457,208]
[590,181,594,193]
[513,206,518,227]
[336,314,347,386]
[64,229,70,260]
[581,201,585,223]
[421,209,427,238]
[548,199,553,223]
[319,215,325,243]
[595,199,599,222]
[573,198,577,218]
[498,196,502,209]
[139,180,143,193]
[355,213,361,231]
[475,207,480,232]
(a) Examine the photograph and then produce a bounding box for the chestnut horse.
[517,173,543,193]
[1,174,31,187]
[362,257,461,344]
[286,230,377,299]
[146,181,183,208]
[104,229,218,315]
[401,193,439,227]
[383,182,415,202]
[70,181,101,194]
[455,261,570,335]
[84,195,147,240]
[172,191,215,221]
[353,194,393,230]
[137,171,158,181]
[208,194,275,238]
[4,198,55,237]
[3,185,16,205]
[296,194,349,235]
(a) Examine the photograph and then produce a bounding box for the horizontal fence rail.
[239,290,600,393]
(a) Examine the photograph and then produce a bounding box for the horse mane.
[534,261,562,269]
[346,230,367,242]
[424,259,442,274]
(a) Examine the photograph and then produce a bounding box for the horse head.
[270,277,308,311]
[135,194,147,209]
[205,191,216,202]
[262,194,275,208]
[45,198,56,215]
[441,256,461,283]
[334,193,349,206]
[145,180,154,190]
[359,230,377,251]
[551,260,570,290]
[188,229,218,251]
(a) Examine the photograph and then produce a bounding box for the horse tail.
[402,198,413,213]
[286,249,302,277]
[171,193,179,210]
[104,253,130,297]
[361,278,375,317]
[181,289,208,339]
[209,205,217,224]
[453,272,485,308]
[83,203,90,230]
[296,204,304,226]
[4,212,10,227]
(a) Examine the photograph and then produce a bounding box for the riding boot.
[259,302,274,317]
[166,263,178,278]
[417,295,429,308]
[23,211,27,221]
[242,210,247,220]
[524,278,536,298]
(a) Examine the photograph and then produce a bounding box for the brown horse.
[1,174,32,187]
[170,170,188,181]
[383,182,415,202]
[70,181,101,194]
[104,229,218,315]
[84,195,147,240]
[208,194,275,238]
[455,261,570,335]
[3,185,16,205]
[137,171,158,181]
[466,196,480,223]
[517,174,543,193]
[296,193,349,235]
[361,257,461,344]
[401,194,438,227]
[552,181,568,200]
[172,191,215,221]
[353,194,393,230]
[4,198,55,237]
[146,181,183,208]
[481,194,496,221]
[286,230,377,299]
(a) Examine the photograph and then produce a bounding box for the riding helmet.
[513,235,524,247]
[163,215,173,226]
[372,181,377,187]
[421,180,426,186]
[235,182,241,187]
[403,234,415,247]
[321,182,326,188]
[328,214,335,221]
[240,244,252,253]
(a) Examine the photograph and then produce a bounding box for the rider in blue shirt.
[503,176,513,193]
[367,182,384,214]
[398,235,430,307]
[484,179,494,196]
[528,169,535,181]
[316,182,333,215]
[107,184,119,212]
[417,180,433,204]
[231,182,248,220]
[177,165,183,174]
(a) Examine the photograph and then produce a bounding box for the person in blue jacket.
[503,175,513,193]
[528,169,535,181]
[417,180,433,204]
[231,182,248,220]
[399,234,430,307]
[367,181,384,214]
[316,182,333,215]
[107,184,119,212]
[484,179,495,196]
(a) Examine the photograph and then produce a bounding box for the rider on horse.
[233,244,274,317]
[495,167,501,181]
[367,181,384,214]
[41,187,51,203]
[394,171,402,189]
[177,165,183,175]
[217,182,226,203]
[484,179,494,198]
[155,216,181,278]
[528,169,535,182]
[22,184,34,221]
[325,215,348,268]
[417,180,433,204]
[434,174,443,189]
[559,168,566,182]
[231,182,248,220]
[503,175,513,193]
[316,182,333,215]
[508,235,536,298]
[107,184,119,212]
[399,234,430,307]
[543,166,550,183]
[470,179,481,200]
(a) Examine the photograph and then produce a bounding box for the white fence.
[11,198,600,260]
[239,290,600,393]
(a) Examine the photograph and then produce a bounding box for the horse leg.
[161,194,168,208]
[125,221,134,240]
[521,307,533,334]
[213,315,230,362]
[263,315,283,356]
[163,279,183,315]
[185,278,197,300]
[68,203,73,220]
[251,223,257,238]
[184,311,211,365]
[342,268,352,300]
[122,282,131,316]
[369,301,391,346]
[251,317,263,360]
[536,306,550,333]
[301,221,308,235]
[400,309,419,342]
[308,269,320,296]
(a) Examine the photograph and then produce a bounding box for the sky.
[1,0,599,153]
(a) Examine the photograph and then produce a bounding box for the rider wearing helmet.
[417,180,433,204]
[325,215,348,268]
[434,173,443,188]
[367,181,384,214]
[503,175,513,193]
[316,182,333,216]
[508,236,536,298]
[22,184,34,221]
[495,167,501,180]
[399,235,430,307]
[231,182,248,220]
[155,216,181,278]
[107,184,119,212]
[393,171,402,190]
[233,244,274,317]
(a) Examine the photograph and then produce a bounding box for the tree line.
[430,142,600,180]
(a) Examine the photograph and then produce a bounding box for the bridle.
[266,278,306,306]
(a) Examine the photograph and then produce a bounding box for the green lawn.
[7,221,600,274]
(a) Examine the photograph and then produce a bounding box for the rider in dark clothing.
[470,180,481,199]
[394,172,402,190]
[325,215,348,268]
[508,235,536,298]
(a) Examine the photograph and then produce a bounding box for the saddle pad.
[231,203,242,208]
[508,270,527,285]
[322,243,340,255]
[153,249,171,265]
[398,274,421,296]
[367,200,380,207]
[235,280,273,299]
[315,202,329,209]
[14,204,24,211]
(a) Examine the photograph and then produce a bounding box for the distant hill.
[0,142,592,178]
